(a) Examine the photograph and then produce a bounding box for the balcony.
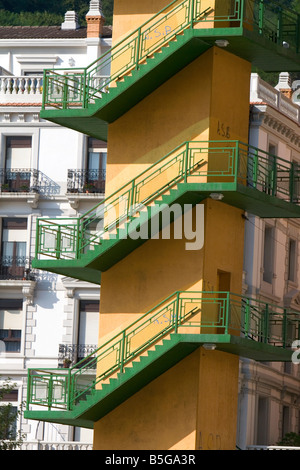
[58,343,98,368]
[0,256,34,281]
[66,169,106,209]
[25,291,299,428]
[32,140,300,284]
[0,169,61,204]
[67,169,106,194]
[40,0,300,140]
[0,75,43,104]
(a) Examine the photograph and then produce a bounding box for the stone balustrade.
[250,73,300,125]
[0,75,43,103]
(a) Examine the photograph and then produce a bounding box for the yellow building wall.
[94,349,200,450]
[94,0,251,451]
[112,0,184,43]
[94,197,244,450]
[196,349,239,450]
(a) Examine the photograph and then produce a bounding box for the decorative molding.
[0,279,36,304]
[251,107,300,148]
[66,192,105,210]
[0,191,40,209]
[15,54,59,66]
[22,281,36,305]
[284,289,300,309]
[62,276,100,294]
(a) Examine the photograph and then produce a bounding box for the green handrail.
[41,0,300,110]
[35,140,300,261]
[26,290,300,412]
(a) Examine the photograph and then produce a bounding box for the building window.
[78,300,99,350]
[1,218,27,280]
[3,137,32,192]
[263,225,275,284]
[288,238,297,283]
[59,299,99,367]
[282,406,290,439]
[256,396,269,445]
[0,299,23,353]
[86,138,107,192]
[77,300,99,364]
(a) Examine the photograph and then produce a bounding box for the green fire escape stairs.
[24,290,300,428]
[26,0,300,428]
[32,140,300,285]
[40,0,300,141]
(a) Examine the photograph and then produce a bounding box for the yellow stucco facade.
[93,0,251,450]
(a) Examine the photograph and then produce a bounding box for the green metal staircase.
[32,140,300,284]
[40,0,300,141]
[25,290,300,428]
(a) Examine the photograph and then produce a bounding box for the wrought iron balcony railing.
[58,343,98,368]
[0,256,34,281]
[0,169,60,196]
[67,169,106,194]
[26,291,300,412]
[41,0,300,111]
[34,140,300,262]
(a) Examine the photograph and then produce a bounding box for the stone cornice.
[250,104,300,149]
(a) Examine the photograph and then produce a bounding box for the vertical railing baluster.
[67,369,72,410]
[244,298,250,338]
[190,0,196,27]
[235,141,240,184]
[174,292,180,333]
[264,304,269,344]
[259,0,264,35]
[283,308,288,348]
[290,162,295,203]
[184,142,189,183]
[48,375,53,411]
[42,70,47,109]
[76,218,81,259]
[135,28,142,70]
[120,330,126,373]
[253,148,258,189]
[62,75,68,110]
[272,155,277,197]
[130,179,136,215]
[56,226,61,260]
[225,292,230,334]
[35,219,40,257]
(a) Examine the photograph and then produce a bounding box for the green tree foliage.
[0,379,24,450]
[0,10,63,26]
[0,0,114,26]
[277,432,300,447]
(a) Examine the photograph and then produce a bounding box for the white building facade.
[238,73,300,449]
[0,2,111,448]
[1,3,300,449]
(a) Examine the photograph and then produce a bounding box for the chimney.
[275,72,292,100]
[86,0,105,38]
[61,11,80,30]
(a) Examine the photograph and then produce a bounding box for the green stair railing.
[42,0,300,110]
[34,140,300,261]
[26,291,300,412]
